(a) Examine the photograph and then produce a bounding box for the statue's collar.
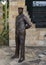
[18,14,24,18]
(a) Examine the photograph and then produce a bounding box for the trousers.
[15,31,26,59]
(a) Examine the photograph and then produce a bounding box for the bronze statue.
[11,7,31,63]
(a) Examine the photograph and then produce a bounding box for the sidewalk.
[0,46,46,65]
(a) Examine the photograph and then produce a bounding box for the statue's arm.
[24,16,32,29]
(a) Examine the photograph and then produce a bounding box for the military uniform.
[15,14,31,59]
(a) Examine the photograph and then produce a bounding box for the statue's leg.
[15,35,20,57]
[11,35,19,59]
[18,32,26,62]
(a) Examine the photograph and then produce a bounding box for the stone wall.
[0,3,3,34]
[9,0,46,46]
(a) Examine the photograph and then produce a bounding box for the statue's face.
[18,8,23,14]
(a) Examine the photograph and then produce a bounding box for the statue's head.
[18,7,23,15]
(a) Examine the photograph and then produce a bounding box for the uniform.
[15,14,31,59]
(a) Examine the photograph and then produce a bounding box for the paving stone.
[39,61,46,65]
[0,47,46,65]
[38,54,45,58]
[43,51,46,55]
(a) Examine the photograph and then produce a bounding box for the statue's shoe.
[18,58,25,63]
[11,55,19,59]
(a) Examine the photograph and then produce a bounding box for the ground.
[0,46,46,65]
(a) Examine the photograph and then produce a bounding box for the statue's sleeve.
[24,16,31,29]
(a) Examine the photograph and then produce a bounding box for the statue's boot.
[18,57,25,63]
[11,54,19,59]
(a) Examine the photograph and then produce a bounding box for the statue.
[11,7,31,63]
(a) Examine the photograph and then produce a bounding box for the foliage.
[0,22,9,46]
[0,1,9,46]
